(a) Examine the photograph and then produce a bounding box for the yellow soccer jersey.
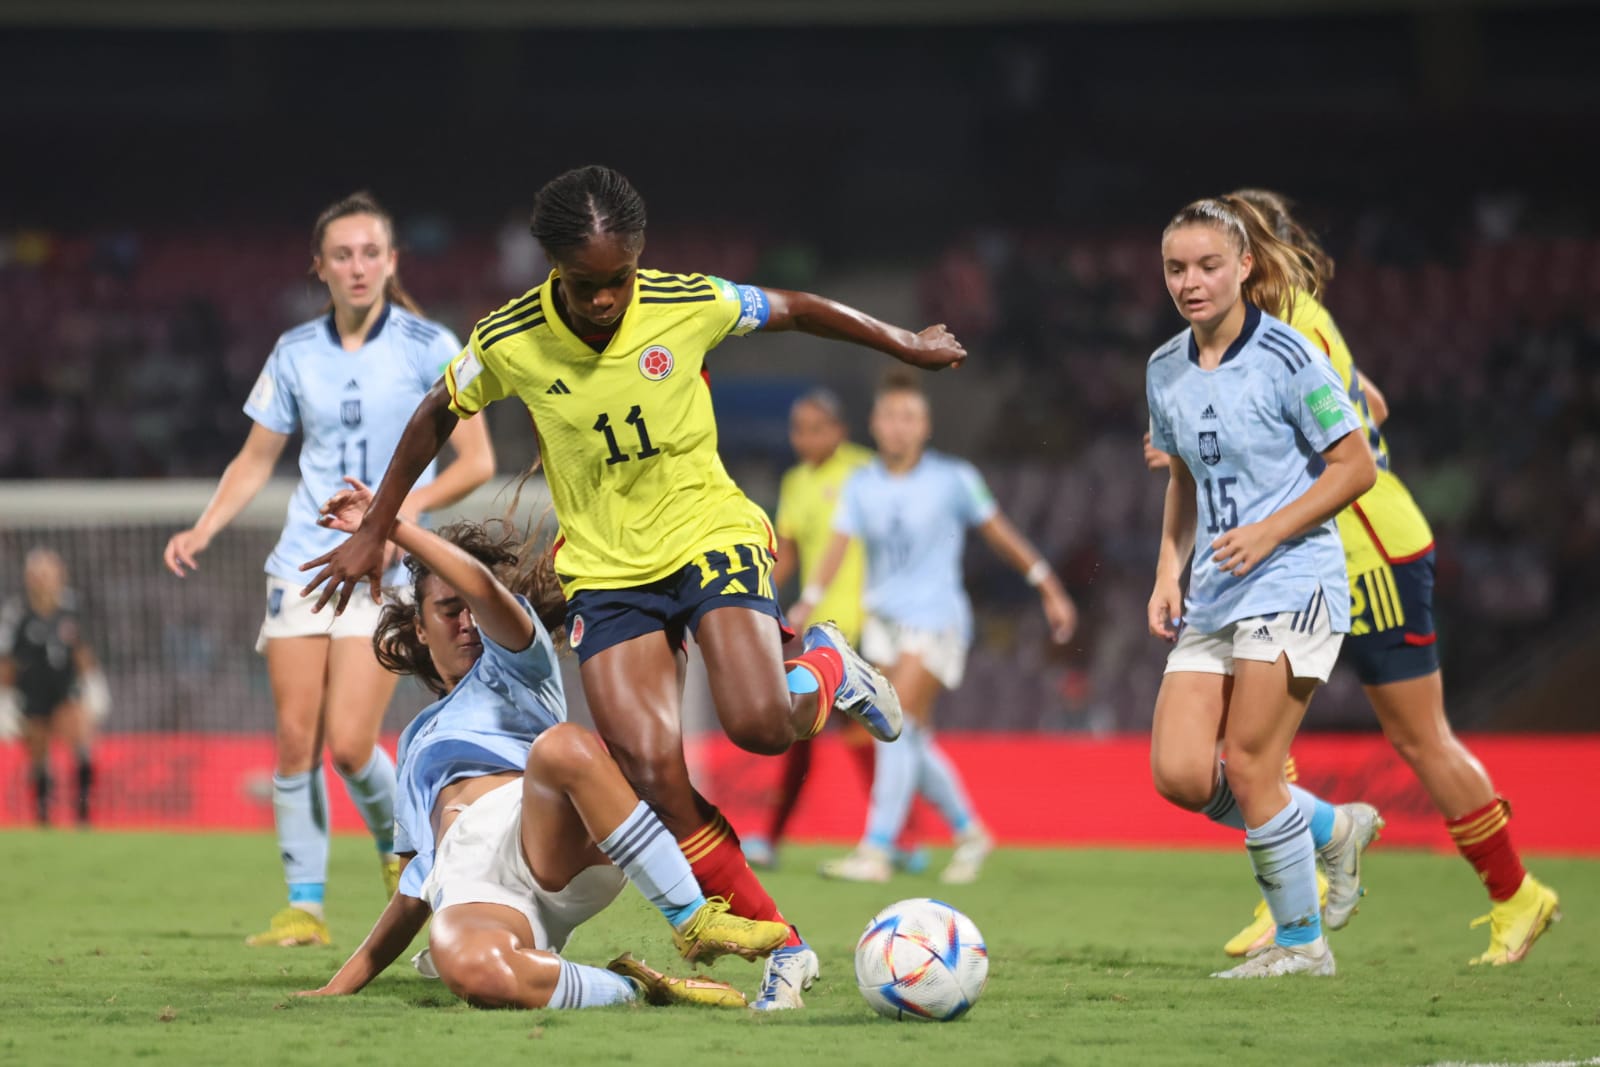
[1285,294,1434,577]
[776,441,873,642]
[445,268,775,595]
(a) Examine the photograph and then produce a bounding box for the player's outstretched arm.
[317,478,536,654]
[162,424,289,577]
[401,410,497,516]
[300,877,430,997]
[975,514,1077,644]
[761,288,966,371]
[300,382,458,614]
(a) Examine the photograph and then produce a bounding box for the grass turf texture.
[2,832,1595,1067]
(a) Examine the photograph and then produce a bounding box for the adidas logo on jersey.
[1250,625,1273,641]
[344,378,359,391]
[546,379,572,395]
[1201,404,1218,419]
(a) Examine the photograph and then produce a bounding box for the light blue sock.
[1245,802,1323,947]
[1201,764,1246,830]
[549,958,638,1009]
[337,746,397,855]
[1204,764,1334,849]
[596,801,705,929]
[274,768,329,905]
[912,725,976,835]
[785,665,819,694]
[864,721,919,851]
[1292,785,1337,850]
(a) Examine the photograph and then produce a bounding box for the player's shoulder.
[272,316,330,357]
[1147,329,1189,369]
[389,306,453,348]
[1250,309,1320,377]
[636,268,725,310]
[470,285,550,355]
[921,448,976,479]
[837,442,875,469]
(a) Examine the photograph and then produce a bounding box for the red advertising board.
[4,733,1595,855]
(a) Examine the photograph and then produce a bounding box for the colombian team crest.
[639,346,674,381]
[340,399,362,428]
[569,614,585,648]
[1198,430,1221,466]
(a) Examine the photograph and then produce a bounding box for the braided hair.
[529,165,647,257]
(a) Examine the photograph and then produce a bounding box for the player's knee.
[273,724,319,775]
[720,700,794,756]
[436,943,533,1009]
[525,723,603,788]
[1151,760,1213,811]
[1219,752,1277,806]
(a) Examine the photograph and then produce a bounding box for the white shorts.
[1164,597,1345,683]
[255,575,385,654]
[419,780,627,954]
[860,614,970,690]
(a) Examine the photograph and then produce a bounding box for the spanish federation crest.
[341,399,362,429]
[1198,430,1221,466]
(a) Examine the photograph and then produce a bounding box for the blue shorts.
[563,544,792,664]
[1342,550,1440,686]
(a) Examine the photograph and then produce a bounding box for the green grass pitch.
[2,831,1595,1067]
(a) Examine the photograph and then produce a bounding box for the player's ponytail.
[530,165,647,257]
[310,190,425,316]
[1229,188,1336,304]
[1163,197,1319,319]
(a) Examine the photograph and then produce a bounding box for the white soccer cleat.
[1320,802,1383,930]
[939,826,994,885]
[1211,937,1335,979]
[818,845,893,883]
[751,943,821,1011]
[801,622,903,742]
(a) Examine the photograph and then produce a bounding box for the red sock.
[679,810,800,945]
[766,740,814,842]
[1446,797,1527,902]
[786,647,844,738]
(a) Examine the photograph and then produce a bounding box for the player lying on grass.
[299,479,787,1009]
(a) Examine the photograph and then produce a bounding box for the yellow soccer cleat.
[1224,869,1330,957]
[1469,874,1561,966]
[607,953,748,1008]
[381,854,401,898]
[672,897,789,964]
[245,905,330,948]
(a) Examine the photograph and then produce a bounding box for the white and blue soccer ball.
[854,898,988,1022]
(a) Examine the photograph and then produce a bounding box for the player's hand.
[300,527,386,614]
[1142,431,1171,472]
[1041,586,1077,645]
[317,476,374,534]
[1210,521,1280,578]
[1147,578,1183,641]
[163,528,212,577]
[902,324,967,371]
[295,986,344,997]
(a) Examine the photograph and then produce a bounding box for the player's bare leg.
[1366,672,1560,964]
[325,637,403,893]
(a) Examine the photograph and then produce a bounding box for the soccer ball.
[854,898,988,1022]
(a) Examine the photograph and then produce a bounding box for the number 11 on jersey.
[594,405,661,465]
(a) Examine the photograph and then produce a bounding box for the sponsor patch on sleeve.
[1305,384,1345,431]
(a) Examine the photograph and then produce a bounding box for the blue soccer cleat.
[802,622,903,742]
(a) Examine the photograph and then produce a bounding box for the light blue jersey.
[1146,304,1364,634]
[243,304,459,583]
[834,450,998,640]
[391,595,566,898]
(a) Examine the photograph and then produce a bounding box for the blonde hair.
[1162,196,1321,318]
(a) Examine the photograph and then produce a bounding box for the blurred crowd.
[3,199,1597,732]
